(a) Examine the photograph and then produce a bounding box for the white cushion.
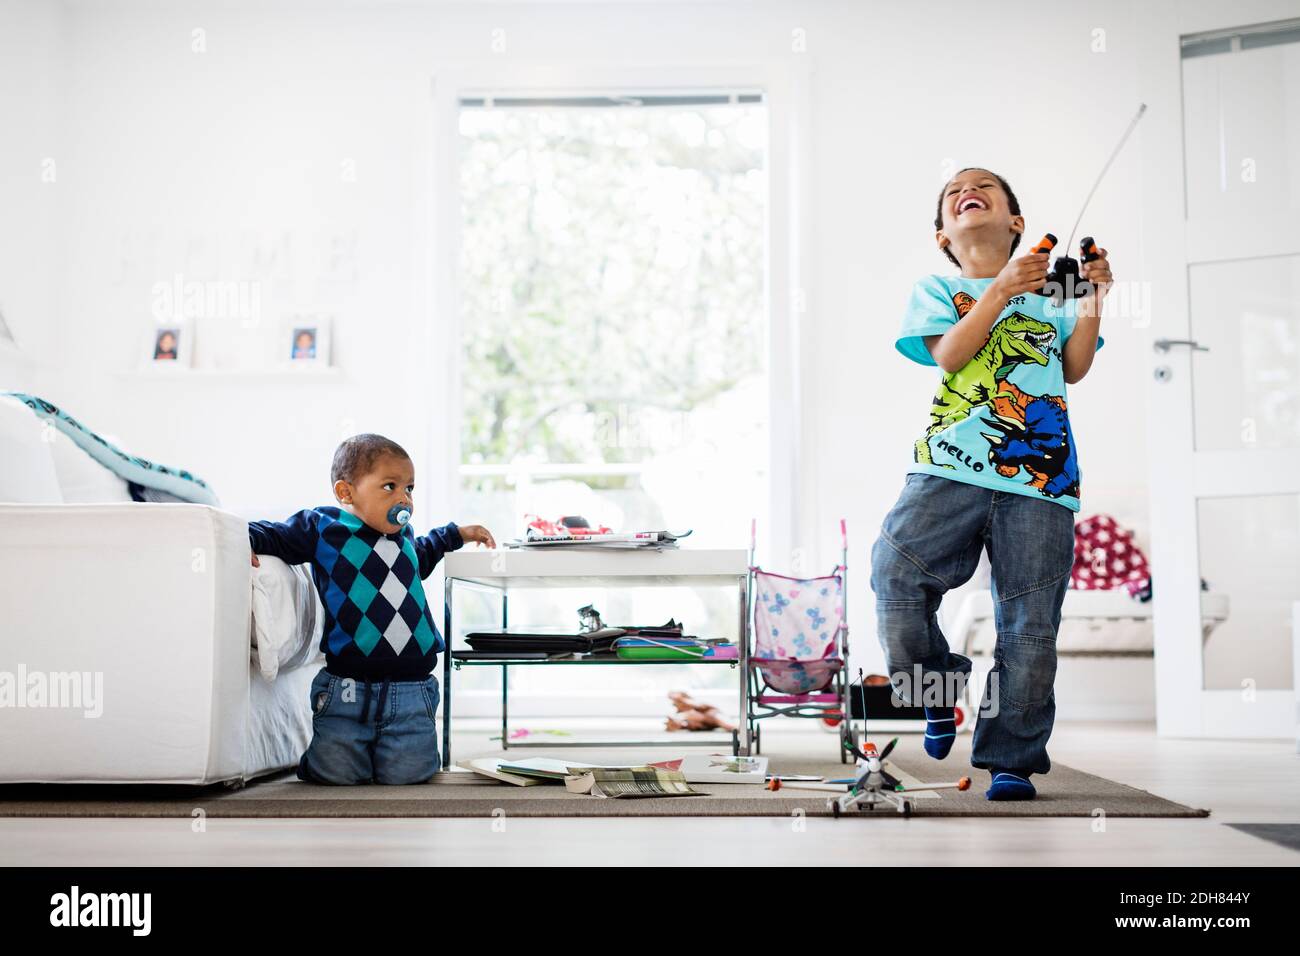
[47,427,133,503]
[0,396,62,503]
[250,554,323,681]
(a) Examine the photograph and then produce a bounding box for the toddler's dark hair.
[934,168,1023,267]
[332,433,410,484]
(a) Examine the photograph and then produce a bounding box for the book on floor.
[653,753,769,784]
[493,757,616,782]
[455,759,548,787]
[564,767,707,799]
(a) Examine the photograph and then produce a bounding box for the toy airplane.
[829,736,971,818]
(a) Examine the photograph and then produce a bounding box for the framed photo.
[153,327,181,361]
[146,321,193,367]
[285,315,331,367]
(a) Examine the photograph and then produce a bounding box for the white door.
[1139,6,1300,738]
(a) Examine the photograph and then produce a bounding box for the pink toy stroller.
[744,521,859,762]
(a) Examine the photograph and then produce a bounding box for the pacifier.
[387,503,412,527]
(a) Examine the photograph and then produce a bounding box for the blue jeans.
[870,473,1075,775]
[296,666,443,785]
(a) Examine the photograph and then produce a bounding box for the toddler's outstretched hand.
[459,524,497,549]
[251,553,261,567]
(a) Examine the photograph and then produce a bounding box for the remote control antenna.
[1064,103,1148,253]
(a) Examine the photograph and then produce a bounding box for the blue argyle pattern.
[248,506,461,682]
[314,508,441,659]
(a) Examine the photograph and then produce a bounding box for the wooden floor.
[1,720,1297,866]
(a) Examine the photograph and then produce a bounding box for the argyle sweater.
[248,507,463,682]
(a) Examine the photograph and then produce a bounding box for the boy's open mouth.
[956,195,989,216]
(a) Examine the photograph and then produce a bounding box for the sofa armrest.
[0,502,253,783]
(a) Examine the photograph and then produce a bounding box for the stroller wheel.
[902,800,912,819]
[831,800,841,819]
[754,723,762,755]
[731,729,740,756]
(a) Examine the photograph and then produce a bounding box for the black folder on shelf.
[463,627,626,655]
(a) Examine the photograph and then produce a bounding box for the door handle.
[1153,338,1209,353]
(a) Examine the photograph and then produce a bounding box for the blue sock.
[985,769,1036,801]
[922,706,956,759]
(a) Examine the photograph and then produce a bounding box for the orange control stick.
[1030,234,1058,299]
[1080,236,1100,262]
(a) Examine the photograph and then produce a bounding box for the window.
[459,91,769,544]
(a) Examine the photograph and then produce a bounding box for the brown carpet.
[0,735,1210,818]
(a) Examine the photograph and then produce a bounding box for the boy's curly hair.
[331,434,410,484]
[935,167,1023,268]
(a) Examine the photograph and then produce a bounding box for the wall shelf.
[115,367,345,384]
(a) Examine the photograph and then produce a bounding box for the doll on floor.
[664,690,738,733]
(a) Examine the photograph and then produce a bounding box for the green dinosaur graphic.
[914,311,1056,466]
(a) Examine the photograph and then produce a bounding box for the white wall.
[12,0,1280,716]
[0,0,63,391]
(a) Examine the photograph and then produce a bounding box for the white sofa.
[0,502,318,785]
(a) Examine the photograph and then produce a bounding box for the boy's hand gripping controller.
[1031,234,1101,306]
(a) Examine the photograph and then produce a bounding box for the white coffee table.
[440,547,752,767]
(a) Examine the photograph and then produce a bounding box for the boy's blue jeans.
[296,666,442,785]
[870,473,1075,775]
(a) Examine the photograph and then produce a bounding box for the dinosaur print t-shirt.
[895,274,1104,512]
